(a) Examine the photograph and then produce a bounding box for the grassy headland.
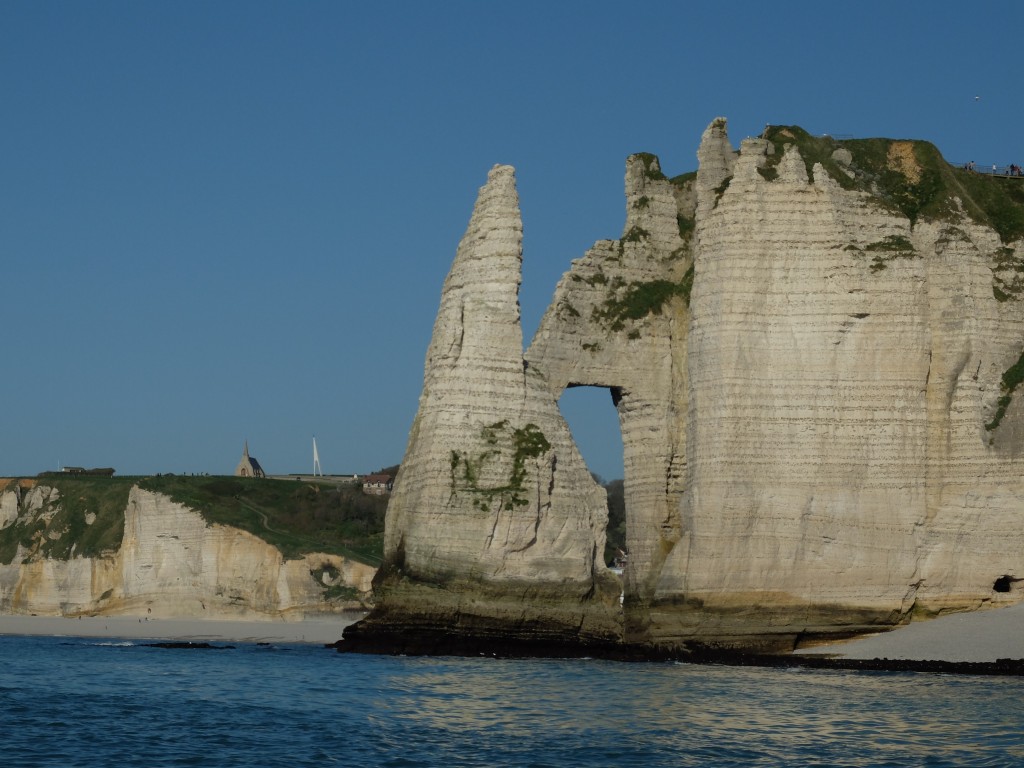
[760,125,1024,243]
[0,475,387,566]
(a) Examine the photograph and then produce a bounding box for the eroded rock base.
[342,575,623,656]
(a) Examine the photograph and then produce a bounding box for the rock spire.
[345,165,620,655]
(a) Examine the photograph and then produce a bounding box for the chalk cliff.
[0,481,374,619]
[345,119,1024,655]
[345,165,621,653]
[667,122,1024,649]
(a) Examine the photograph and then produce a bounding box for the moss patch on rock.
[670,170,697,188]
[985,348,1024,432]
[593,270,694,332]
[992,246,1024,302]
[863,235,918,272]
[621,226,650,244]
[633,152,667,181]
[449,421,551,511]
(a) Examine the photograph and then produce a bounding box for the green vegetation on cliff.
[985,348,1024,433]
[139,475,386,563]
[593,267,694,332]
[760,125,1024,243]
[992,246,1024,302]
[862,235,919,272]
[635,152,666,181]
[670,170,697,187]
[450,421,551,511]
[0,475,388,566]
[0,476,130,563]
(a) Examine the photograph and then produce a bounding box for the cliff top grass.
[140,475,386,563]
[0,476,131,563]
[761,125,1024,243]
[0,475,387,565]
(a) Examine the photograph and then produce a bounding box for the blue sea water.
[1,635,1022,767]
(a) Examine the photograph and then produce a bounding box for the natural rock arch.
[345,119,1024,656]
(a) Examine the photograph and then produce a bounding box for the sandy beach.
[0,613,365,645]
[4,603,1024,660]
[799,601,1024,662]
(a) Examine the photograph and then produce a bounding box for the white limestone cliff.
[669,124,1024,647]
[0,484,374,619]
[346,119,1024,655]
[525,152,693,639]
[349,165,621,652]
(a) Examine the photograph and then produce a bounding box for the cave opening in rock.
[993,575,1019,593]
[557,385,626,567]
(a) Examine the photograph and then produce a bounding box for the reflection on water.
[1,637,1022,767]
[376,658,1024,767]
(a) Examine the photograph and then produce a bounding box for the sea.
[2,634,1022,768]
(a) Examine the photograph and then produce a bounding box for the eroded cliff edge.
[344,119,1024,656]
[0,479,375,619]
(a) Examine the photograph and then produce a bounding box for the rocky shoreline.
[333,631,1024,676]
[336,599,1024,675]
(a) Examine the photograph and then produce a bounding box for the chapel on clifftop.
[234,442,265,478]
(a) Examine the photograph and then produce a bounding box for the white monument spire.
[313,436,322,476]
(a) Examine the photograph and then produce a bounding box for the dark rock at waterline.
[142,641,235,650]
[333,627,1024,676]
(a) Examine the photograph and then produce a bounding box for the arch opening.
[558,385,625,568]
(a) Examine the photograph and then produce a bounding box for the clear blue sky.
[2,1,1021,479]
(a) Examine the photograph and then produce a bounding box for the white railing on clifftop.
[955,162,1024,177]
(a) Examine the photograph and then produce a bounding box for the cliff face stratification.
[345,166,621,653]
[346,119,1024,655]
[664,122,1024,649]
[0,482,374,619]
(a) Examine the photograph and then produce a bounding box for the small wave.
[89,641,136,647]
